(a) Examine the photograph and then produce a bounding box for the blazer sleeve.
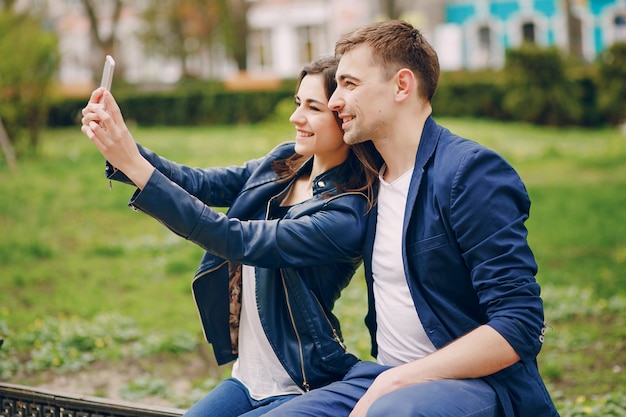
[448,145,545,363]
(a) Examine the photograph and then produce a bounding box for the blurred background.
[1,0,626,158]
[6,0,626,85]
[1,0,626,415]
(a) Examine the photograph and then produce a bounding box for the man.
[264,20,559,417]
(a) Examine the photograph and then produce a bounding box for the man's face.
[329,44,394,145]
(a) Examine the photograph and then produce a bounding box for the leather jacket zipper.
[311,292,347,351]
[280,270,310,392]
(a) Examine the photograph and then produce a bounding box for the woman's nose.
[289,107,304,124]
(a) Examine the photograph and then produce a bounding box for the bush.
[502,44,583,126]
[0,10,59,153]
[596,42,626,125]
[570,67,604,127]
[434,70,507,119]
[47,83,295,127]
[46,46,622,129]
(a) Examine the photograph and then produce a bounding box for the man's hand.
[349,365,417,417]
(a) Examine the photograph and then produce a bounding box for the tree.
[217,0,250,71]
[0,8,59,155]
[141,0,221,79]
[380,0,402,19]
[78,0,124,76]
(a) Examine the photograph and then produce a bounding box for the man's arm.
[349,325,519,417]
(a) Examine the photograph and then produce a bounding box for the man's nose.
[328,90,343,111]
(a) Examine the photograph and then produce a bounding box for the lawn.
[1,114,625,415]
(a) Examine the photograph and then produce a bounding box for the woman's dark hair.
[273,55,380,208]
[296,55,339,110]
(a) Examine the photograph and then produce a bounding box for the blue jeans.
[366,378,501,417]
[263,361,502,417]
[182,378,299,417]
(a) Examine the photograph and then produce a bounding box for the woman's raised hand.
[80,88,154,189]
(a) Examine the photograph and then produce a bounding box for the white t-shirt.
[231,265,304,400]
[373,167,436,366]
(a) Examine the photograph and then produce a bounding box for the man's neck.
[378,142,418,183]
[376,109,430,183]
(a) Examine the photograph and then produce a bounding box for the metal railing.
[0,383,184,417]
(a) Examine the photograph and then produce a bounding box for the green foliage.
[569,69,604,127]
[0,10,60,153]
[0,313,197,377]
[215,0,250,71]
[502,44,582,126]
[596,42,626,125]
[120,375,171,401]
[139,0,221,79]
[47,85,294,127]
[44,47,621,131]
[430,47,616,127]
[541,285,626,321]
[558,392,626,416]
[434,70,507,119]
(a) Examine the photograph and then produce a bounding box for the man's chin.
[343,133,362,146]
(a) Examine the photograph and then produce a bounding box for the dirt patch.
[13,348,222,409]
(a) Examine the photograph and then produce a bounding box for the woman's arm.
[130,168,369,267]
[82,88,263,207]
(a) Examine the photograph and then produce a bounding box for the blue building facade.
[444,0,626,69]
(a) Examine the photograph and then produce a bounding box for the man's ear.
[395,68,415,102]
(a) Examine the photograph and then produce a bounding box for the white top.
[372,167,436,366]
[231,265,304,400]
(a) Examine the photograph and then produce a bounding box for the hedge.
[47,43,626,128]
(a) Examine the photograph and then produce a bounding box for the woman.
[80,56,379,416]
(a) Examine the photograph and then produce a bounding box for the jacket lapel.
[403,116,441,233]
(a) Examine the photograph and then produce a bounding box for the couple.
[81,20,559,417]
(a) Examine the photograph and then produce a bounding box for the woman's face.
[289,74,348,164]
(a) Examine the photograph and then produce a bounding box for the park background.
[2,1,626,416]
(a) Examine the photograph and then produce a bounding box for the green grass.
[1,116,626,415]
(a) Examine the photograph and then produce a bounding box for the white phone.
[99,55,115,90]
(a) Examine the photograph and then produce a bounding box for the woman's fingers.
[88,87,106,104]
[80,89,139,172]
[102,91,123,122]
[81,87,110,124]
[80,123,95,141]
[81,109,99,126]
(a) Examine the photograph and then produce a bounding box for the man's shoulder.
[426,124,519,189]
[437,126,484,154]
[434,125,507,167]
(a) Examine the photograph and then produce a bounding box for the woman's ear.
[395,68,416,102]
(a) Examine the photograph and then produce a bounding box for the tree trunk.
[0,118,18,173]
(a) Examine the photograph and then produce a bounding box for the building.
[15,0,626,87]
[443,0,626,69]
